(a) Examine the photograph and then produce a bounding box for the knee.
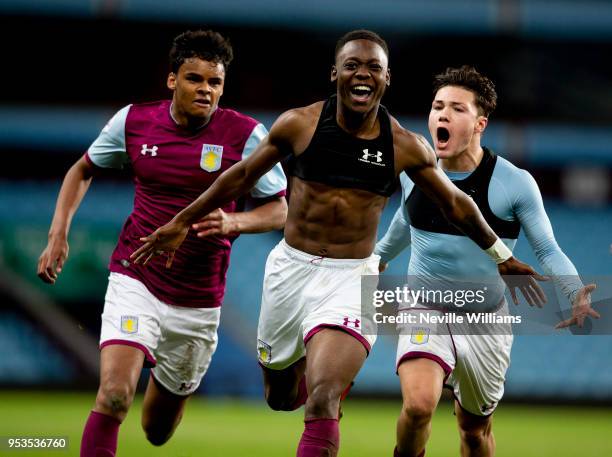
[96,382,135,418]
[144,428,172,447]
[401,395,437,428]
[265,391,293,411]
[459,421,492,449]
[305,382,342,418]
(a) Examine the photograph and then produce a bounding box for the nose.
[197,82,211,94]
[355,64,370,79]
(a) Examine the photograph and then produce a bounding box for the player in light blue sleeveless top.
[375,66,598,457]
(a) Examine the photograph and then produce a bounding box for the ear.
[331,65,338,83]
[167,73,176,91]
[474,116,488,134]
[386,67,391,87]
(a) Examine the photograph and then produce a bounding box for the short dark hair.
[169,30,234,73]
[433,66,497,117]
[335,29,389,60]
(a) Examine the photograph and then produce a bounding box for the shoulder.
[389,115,436,170]
[492,155,540,207]
[214,107,260,133]
[494,155,537,187]
[275,102,324,129]
[128,99,169,114]
[269,101,324,140]
[123,100,170,127]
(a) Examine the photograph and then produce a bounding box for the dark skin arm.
[191,197,287,238]
[37,155,96,284]
[392,122,547,305]
[131,109,302,266]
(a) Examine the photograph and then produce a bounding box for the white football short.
[100,272,220,395]
[257,239,380,370]
[396,305,513,416]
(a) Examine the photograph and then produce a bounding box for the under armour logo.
[362,149,382,162]
[141,144,158,156]
[359,149,385,166]
[343,317,361,328]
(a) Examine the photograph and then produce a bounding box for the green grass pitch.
[1,391,611,456]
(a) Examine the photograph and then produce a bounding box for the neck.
[336,100,379,138]
[441,142,484,172]
[170,102,211,130]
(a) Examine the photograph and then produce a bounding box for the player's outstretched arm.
[37,155,96,284]
[395,128,547,303]
[512,168,599,325]
[131,109,302,267]
[192,196,287,237]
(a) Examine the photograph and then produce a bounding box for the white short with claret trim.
[100,272,220,395]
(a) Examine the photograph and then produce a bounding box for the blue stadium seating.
[0,311,77,384]
[1,182,611,399]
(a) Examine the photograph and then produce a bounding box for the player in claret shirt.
[37,30,287,457]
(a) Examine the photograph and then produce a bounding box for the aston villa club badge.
[120,315,139,334]
[410,327,430,345]
[200,144,224,172]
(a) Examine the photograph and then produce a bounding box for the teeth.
[353,85,371,92]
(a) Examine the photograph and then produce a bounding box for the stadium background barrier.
[0,0,611,402]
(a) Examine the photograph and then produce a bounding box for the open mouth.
[349,85,373,102]
[436,126,450,146]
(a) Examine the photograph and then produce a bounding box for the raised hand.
[498,257,549,307]
[555,283,600,329]
[130,219,189,268]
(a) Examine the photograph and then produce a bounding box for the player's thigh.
[397,358,445,415]
[300,259,381,360]
[305,328,367,393]
[257,243,311,370]
[99,344,145,394]
[455,400,493,436]
[152,306,220,396]
[141,374,189,429]
[451,333,512,416]
[100,273,162,367]
[395,310,456,378]
[261,357,307,396]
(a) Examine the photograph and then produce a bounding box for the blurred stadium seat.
[0,0,610,407]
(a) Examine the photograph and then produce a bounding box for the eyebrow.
[344,57,383,64]
[433,100,468,107]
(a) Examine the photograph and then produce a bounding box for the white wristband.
[485,239,513,264]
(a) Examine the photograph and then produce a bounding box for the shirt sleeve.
[512,168,584,303]
[86,105,131,169]
[374,172,413,263]
[242,123,287,198]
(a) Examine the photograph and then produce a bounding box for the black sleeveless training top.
[406,147,521,239]
[287,95,397,197]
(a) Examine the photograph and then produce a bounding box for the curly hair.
[169,30,233,73]
[433,66,497,117]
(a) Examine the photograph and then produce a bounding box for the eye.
[344,62,357,70]
[369,64,382,72]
